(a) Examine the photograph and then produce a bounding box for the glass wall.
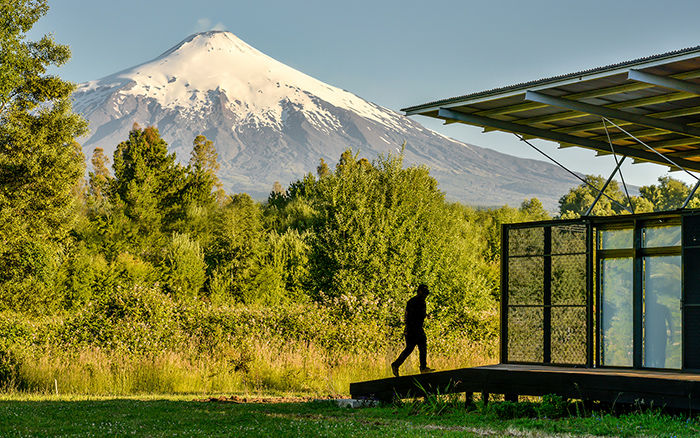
[642,225,681,369]
[598,224,682,369]
[502,214,689,371]
[600,257,634,367]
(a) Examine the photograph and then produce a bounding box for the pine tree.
[187,134,222,205]
[111,125,184,255]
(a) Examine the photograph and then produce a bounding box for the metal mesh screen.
[505,221,589,365]
[509,227,544,256]
[508,256,544,305]
[551,307,587,364]
[508,307,544,362]
[552,224,587,254]
[551,254,586,305]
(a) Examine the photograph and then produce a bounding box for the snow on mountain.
[73,31,579,208]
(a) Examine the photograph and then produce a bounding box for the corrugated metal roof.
[402,46,700,173]
[402,45,700,114]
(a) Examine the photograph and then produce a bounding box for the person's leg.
[418,330,427,370]
[393,338,417,368]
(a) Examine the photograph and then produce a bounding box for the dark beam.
[483,91,696,133]
[667,148,700,158]
[629,69,700,95]
[525,91,700,138]
[436,108,700,172]
[554,104,700,136]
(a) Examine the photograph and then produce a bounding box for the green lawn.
[1,395,699,437]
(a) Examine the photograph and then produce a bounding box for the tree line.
[3,0,700,355]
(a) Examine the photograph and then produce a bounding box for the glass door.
[642,226,682,369]
[598,223,682,370]
[599,228,634,367]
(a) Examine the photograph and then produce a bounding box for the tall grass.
[5,338,496,396]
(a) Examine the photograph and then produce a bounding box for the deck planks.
[349,364,700,410]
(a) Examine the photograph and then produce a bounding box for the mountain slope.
[73,31,578,208]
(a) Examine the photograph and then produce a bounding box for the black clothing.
[392,293,428,370]
[394,330,427,369]
[404,294,426,332]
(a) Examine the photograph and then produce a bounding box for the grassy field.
[1,394,699,437]
[4,336,496,396]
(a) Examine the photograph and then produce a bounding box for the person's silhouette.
[645,293,673,368]
[391,284,434,377]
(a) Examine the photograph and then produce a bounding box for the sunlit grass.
[1,395,699,437]
[3,338,496,397]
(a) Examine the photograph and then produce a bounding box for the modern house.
[351,46,700,409]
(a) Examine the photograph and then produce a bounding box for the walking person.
[391,284,434,377]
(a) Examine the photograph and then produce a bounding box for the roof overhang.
[403,46,700,172]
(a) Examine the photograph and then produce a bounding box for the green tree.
[558,175,629,218]
[0,0,87,310]
[88,147,112,204]
[188,134,222,201]
[178,134,223,239]
[162,232,206,299]
[208,194,283,304]
[639,176,700,211]
[111,125,185,255]
[520,198,550,221]
[271,149,498,340]
[317,158,330,178]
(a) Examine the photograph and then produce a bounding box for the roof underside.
[403,46,700,172]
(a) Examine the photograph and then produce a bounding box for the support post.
[586,221,595,368]
[501,224,509,364]
[481,391,490,407]
[543,227,552,364]
[465,392,474,410]
[633,222,643,369]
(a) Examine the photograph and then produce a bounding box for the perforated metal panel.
[504,221,590,366]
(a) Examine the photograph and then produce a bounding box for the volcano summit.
[73,31,577,207]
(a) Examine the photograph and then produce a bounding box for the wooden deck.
[349,364,700,410]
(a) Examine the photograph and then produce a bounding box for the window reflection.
[601,257,634,367]
[643,226,681,248]
[643,256,681,369]
[599,229,633,250]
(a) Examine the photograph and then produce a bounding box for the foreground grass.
[5,338,496,396]
[1,395,699,437]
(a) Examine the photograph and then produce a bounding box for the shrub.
[0,346,24,390]
[162,233,206,299]
[537,394,569,419]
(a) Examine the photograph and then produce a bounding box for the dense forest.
[3,0,700,395]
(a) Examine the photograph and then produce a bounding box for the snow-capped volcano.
[77,31,401,131]
[73,31,578,207]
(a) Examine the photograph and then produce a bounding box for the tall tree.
[111,125,184,255]
[0,0,87,308]
[639,176,700,211]
[186,134,222,206]
[559,175,629,218]
[88,147,112,203]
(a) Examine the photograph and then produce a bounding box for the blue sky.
[31,0,700,187]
